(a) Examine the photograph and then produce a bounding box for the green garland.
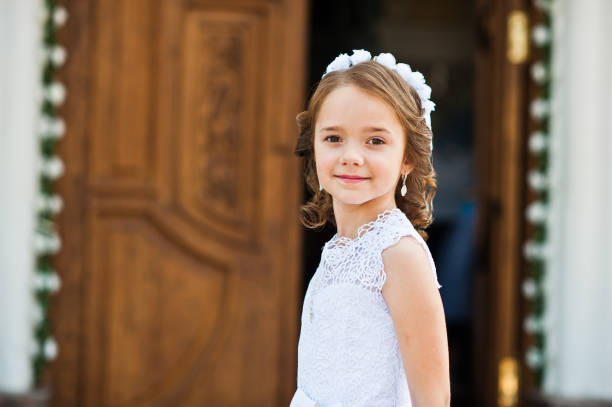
[522,0,554,388]
[32,0,67,387]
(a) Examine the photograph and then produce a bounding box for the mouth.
[335,175,370,184]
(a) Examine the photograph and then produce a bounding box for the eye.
[367,137,385,145]
[324,135,341,143]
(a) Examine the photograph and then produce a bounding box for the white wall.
[544,0,612,399]
[0,0,45,393]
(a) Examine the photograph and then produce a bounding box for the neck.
[332,195,397,239]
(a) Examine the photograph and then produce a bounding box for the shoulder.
[381,235,439,297]
[380,235,445,355]
[381,235,450,405]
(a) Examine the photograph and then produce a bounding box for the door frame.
[474,0,529,405]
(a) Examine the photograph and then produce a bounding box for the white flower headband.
[321,49,436,150]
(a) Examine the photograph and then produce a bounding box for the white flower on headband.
[350,49,371,65]
[394,63,412,80]
[325,53,351,73]
[322,49,436,148]
[418,84,432,101]
[373,53,396,70]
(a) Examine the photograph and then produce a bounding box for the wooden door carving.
[52,0,307,406]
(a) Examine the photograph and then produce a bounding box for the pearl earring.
[400,174,407,197]
[319,183,323,191]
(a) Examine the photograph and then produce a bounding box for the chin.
[331,187,395,206]
[330,192,373,206]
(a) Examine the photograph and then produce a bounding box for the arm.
[381,236,451,407]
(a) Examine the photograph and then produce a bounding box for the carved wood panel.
[52,0,307,405]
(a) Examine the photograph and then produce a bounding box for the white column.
[0,0,45,393]
[544,0,612,399]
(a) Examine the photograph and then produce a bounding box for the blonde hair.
[294,60,437,240]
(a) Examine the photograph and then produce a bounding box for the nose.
[339,143,364,166]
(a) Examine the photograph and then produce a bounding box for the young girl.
[290,50,450,407]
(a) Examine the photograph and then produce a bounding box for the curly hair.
[294,60,437,240]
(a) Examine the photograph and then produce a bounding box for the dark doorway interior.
[299,1,478,405]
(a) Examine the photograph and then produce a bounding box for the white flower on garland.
[53,6,68,27]
[532,24,551,46]
[524,314,543,333]
[527,170,548,191]
[522,277,538,299]
[43,337,58,361]
[523,239,549,261]
[526,346,544,368]
[33,273,47,290]
[39,115,53,136]
[40,156,65,179]
[37,193,64,214]
[44,81,66,106]
[51,117,66,138]
[38,115,66,140]
[531,61,548,84]
[34,230,62,255]
[48,45,67,67]
[33,271,62,293]
[526,200,548,224]
[530,98,550,119]
[528,131,548,153]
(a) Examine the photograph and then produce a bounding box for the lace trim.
[380,223,442,290]
[327,208,402,248]
[314,207,440,296]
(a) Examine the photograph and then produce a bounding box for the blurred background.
[1,0,611,406]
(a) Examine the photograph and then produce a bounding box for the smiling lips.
[335,175,369,184]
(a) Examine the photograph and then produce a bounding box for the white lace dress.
[290,208,441,407]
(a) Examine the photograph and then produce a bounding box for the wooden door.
[474,0,529,405]
[51,0,308,405]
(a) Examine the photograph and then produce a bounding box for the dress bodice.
[290,208,441,407]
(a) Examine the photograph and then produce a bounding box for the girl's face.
[314,84,413,207]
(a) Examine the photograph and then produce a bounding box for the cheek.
[314,146,334,174]
[369,156,399,181]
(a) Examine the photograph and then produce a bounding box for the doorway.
[300,1,478,405]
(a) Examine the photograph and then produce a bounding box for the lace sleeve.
[379,224,442,290]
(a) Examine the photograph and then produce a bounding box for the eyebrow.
[319,125,391,134]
